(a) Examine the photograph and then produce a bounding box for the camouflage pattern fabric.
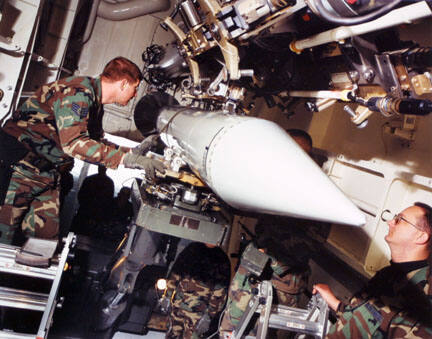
[219,216,316,337]
[271,258,310,307]
[3,76,126,168]
[0,76,129,243]
[165,242,231,338]
[328,261,432,338]
[219,245,309,337]
[219,263,260,336]
[0,158,59,242]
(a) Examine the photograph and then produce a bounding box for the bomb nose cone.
[205,118,365,226]
[158,107,366,227]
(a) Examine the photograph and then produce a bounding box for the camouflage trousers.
[0,158,59,244]
[166,294,206,339]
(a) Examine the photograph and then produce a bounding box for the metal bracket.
[375,54,402,97]
[0,36,22,53]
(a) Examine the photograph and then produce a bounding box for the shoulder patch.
[72,102,89,118]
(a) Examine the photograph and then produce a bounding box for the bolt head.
[364,69,375,82]
[349,71,360,82]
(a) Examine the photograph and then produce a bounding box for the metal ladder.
[0,233,75,339]
[232,280,329,339]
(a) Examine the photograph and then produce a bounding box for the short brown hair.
[102,57,143,84]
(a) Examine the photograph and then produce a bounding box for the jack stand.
[95,178,229,331]
[232,280,329,339]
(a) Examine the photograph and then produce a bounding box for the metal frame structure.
[0,232,75,339]
[233,280,329,339]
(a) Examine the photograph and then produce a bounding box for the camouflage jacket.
[3,76,127,169]
[166,243,231,317]
[269,253,310,306]
[328,261,432,338]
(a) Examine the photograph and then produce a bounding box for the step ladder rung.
[0,233,75,339]
[0,246,58,280]
[0,329,36,338]
[0,286,48,311]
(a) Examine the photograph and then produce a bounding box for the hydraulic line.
[349,92,432,116]
[367,97,432,116]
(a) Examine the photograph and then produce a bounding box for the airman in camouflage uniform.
[326,262,432,338]
[0,57,163,244]
[165,242,231,338]
[219,128,326,338]
[219,241,310,338]
[314,203,432,338]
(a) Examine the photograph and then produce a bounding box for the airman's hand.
[131,134,159,156]
[312,283,341,311]
[123,153,166,180]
